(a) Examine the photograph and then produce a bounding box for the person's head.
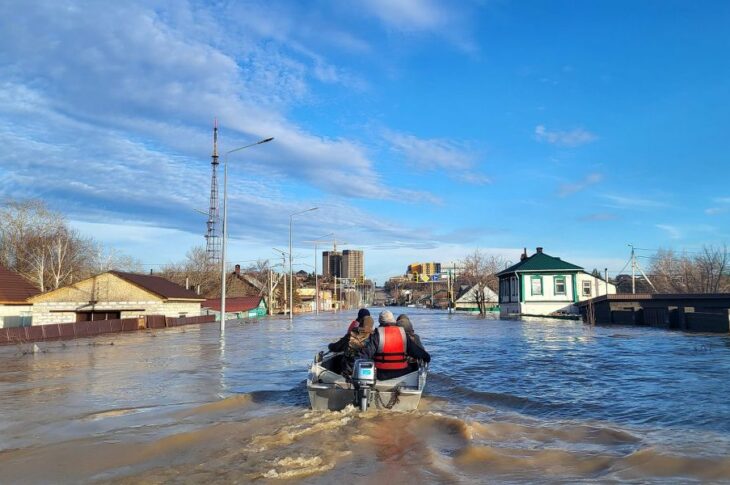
[356,308,370,323]
[359,315,374,333]
[378,310,396,326]
[397,314,414,334]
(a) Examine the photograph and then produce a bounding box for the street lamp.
[289,207,318,322]
[220,136,274,334]
[303,233,334,315]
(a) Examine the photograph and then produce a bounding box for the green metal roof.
[497,251,583,276]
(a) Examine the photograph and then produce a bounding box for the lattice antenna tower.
[205,119,221,264]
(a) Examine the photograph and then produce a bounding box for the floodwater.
[2,309,730,484]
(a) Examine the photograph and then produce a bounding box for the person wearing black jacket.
[360,310,430,380]
[328,315,375,376]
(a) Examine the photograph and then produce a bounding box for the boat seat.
[317,369,349,385]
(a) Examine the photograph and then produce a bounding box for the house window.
[582,281,592,297]
[530,276,543,296]
[554,276,566,295]
[511,277,518,297]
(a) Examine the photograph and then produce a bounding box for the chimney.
[234,264,241,275]
[520,248,528,261]
[536,247,543,254]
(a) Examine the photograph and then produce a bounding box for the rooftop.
[497,248,583,276]
[0,266,39,303]
[110,271,203,300]
[203,296,264,312]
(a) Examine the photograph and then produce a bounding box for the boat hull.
[307,353,427,411]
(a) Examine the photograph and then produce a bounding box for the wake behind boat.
[307,351,428,411]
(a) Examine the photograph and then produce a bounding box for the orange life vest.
[374,326,408,370]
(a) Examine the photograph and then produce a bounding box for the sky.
[1,0,729,284]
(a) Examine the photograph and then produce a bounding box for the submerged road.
[1,308,730,483]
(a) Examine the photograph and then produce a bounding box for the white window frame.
[582,280,592,297]
[554,276,566,295]
[530,276,543,296]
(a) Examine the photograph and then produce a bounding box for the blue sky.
[1,0,729,283]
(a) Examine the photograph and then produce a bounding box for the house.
[497,247,616,318]
[29,271,205,325]
[0,266,39,328]
[203,296,267,319]
[454,284,499,313]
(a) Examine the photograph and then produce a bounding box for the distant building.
[203,296,267,319]
[342,249,364,282]
[497,247,616,318]
[0,266,39,328]
[455,285,499,313]
[407,262,442,281]
[29,271,205,325]
[322,251,342,278]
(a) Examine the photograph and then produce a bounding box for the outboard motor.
[352,359,376,411]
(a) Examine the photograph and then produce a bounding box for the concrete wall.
[521,301,577,316]
[0,304,32,328]
[31,300,201,325]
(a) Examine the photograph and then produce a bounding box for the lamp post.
[289,208,318,322]
[220,136,274,334]
[303,233,334,315]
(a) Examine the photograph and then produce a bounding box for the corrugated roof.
[110,271,203,300]
[0,266,39,303]
[497,251,583,276]
[203,296,264,312]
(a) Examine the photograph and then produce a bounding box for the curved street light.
[289,207,318,322]
[220,136,274,334]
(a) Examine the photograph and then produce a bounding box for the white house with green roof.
[496,247,616,317]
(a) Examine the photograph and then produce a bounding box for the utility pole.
[630,244,636,294]
[628,243,657,294]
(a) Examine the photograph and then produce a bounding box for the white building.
[497,247,616,318]
[454,284,499,313]
[0,266,38,328]
[29,271,204,325]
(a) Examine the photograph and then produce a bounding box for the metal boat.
[307,352,427,411]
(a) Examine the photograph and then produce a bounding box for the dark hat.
[357,308,370,322]
[397,314,414,334]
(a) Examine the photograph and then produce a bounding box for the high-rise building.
[342,249,364,282]
[322,251,342,278]
[407,262,442,280]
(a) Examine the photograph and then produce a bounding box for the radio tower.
[205,120,221,264]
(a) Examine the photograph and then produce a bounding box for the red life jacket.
[374,326,408,370]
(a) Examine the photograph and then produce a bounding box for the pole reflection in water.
[1,309,730,483]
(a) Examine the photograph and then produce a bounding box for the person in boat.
[328,315,375,376]
[396,314,424,350]
[348,308,370,332]
[360,310,430,380]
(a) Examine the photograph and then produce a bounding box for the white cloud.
[383,130,490,184]
[602,194,668,210]
[656,224,682,240]
[361,0,477,51]
[557,172,603,197]
[535,124,598,147]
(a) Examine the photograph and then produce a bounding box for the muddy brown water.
[1,308,730,483]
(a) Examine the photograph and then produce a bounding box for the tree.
[460,249,505,315]
[160,246,220,297]
[0,198,142,291]
[649,245,729,293]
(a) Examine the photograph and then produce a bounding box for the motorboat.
[307,352,427,411]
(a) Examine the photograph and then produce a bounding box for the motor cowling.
[352,359,376,411]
